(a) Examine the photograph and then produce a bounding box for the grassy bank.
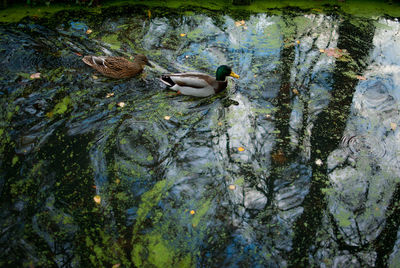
[1,0,399,23]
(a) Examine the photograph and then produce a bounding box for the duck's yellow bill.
[230,71,240,78]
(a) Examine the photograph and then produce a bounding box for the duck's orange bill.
[230,71,240,78]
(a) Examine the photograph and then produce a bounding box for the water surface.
[1,2,400,267]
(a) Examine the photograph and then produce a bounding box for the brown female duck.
[82,54,153,79]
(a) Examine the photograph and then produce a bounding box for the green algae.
[101,33,122,50]
[11,155,18,166]
[132,179,171,232]
[132,232,193,268]
[192,199,212,227]
[48,96,71,117]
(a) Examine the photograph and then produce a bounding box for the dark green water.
[1,2,400,267]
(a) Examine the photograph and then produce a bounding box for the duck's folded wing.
[169,73,214,88]
[82,56,108,67]
[83,56,125,70]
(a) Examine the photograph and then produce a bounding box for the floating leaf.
[117,102,125,108]
[292,89,299,95]
[93,195,101,204]
[296,40,300,44]
[86,29,92,34]
[147,10,151,19]
[116,179,121,184]
[106,92,114,98]
[238,147,245,152]
[228,184,236,190]
[217,122,223,126]
[243,26,248,30]
[235,20,245,27]
[271,150,286,165]
[30,73,41,79]
[391,122,397,131]
[164,115,171,120]
[92,75,98,80]
[315,159,323,166]
[74,52,83,57]
[190,210,195,215]
[180,33,186,37]
[356,75,367,80]
[322,48,349,59]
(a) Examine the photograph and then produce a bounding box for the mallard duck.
[160,65,240,97]
[82,54,153,79]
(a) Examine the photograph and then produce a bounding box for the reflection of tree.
[288,19,375,266]
[265,11,296,211]
[375,172,400,264]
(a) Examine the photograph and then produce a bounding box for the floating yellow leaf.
[319,49,325,53]
[254,74,257,78]
[235,20,245,27]
[356,75,366,80]
[391,122,397,131]
[238,147,245,152]
[106,92,114,98]
[164,115,171,120]
[292,89,299,95]
[86,29,93,34]
[147,10,151,19]
[190,210,195,215]
[30,73,41,79]
[180,33,186,37]
[229,184,236,190]
[243,26,248,30]
[117,102,125,108]
[265,114,272,119]
[217,122,223,126]
[93,195,101,204]
[116,178,121,184]
[92,75,98,79]
[296,40,300,44]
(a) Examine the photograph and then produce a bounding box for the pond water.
[1,2,400,267]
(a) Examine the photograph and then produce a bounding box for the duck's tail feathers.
[82,56,94,67]
[160,75,175,87]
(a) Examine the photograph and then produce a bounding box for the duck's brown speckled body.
[82,54,153,78]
